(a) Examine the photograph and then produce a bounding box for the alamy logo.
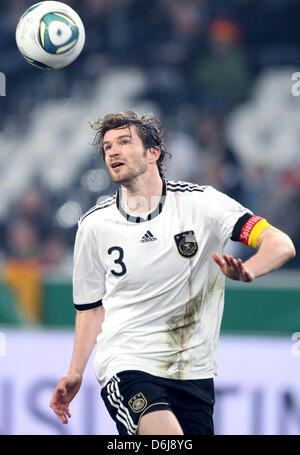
[291,72,300,96]
[0,73,6,96]
[291,332,300,357]
[0,332,6,356]
[140,231,157,243]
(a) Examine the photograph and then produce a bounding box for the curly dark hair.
[90,111,170,177]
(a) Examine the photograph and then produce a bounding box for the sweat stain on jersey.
[165,274,224,379]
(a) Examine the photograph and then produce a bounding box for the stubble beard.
[109,151,148,186]
[110,165,147,187]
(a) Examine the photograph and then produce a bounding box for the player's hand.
[212,252,255,282]
[50,373,82,424]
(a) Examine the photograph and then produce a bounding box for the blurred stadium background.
[0,0,300,435]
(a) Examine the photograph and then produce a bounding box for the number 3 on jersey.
[108,246,127,276]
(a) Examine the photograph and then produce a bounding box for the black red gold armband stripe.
[231,213,271,248]
[239,215,271,248]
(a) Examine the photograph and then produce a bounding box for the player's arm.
[212,215,296,281]
[50,305,105,424]
[50,215,106,423]
[242,225,295,278]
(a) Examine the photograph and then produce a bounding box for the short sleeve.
[204,186,252,246]
[72,219,106,310]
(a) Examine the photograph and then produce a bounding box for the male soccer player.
[50,111,296,435]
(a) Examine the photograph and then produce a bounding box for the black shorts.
[100,370,215,435]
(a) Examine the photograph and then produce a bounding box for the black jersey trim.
[167,181,205,188]
[167,181,206,193]
[116,179,167,223]
[80,198,115,224]
[168,187,205,193]
[231,213,253,241]
[74,300,103,311]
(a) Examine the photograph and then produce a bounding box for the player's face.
[103,125,149,184]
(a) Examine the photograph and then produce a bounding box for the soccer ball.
[15,1,85,70]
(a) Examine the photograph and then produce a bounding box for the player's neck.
[120,173,164,214]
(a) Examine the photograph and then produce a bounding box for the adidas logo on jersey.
[140,231,157,243]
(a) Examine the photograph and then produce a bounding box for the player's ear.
[148,147,161,163]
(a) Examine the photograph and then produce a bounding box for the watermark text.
[0,332,6,356]
[291,332,300,357]
[291,72,300,96]
[0,72,6,96]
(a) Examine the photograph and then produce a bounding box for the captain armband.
[231,214,271,248]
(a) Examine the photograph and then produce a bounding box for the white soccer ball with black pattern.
[15,1,85,70]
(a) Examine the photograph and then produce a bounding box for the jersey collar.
[115,179,167,223]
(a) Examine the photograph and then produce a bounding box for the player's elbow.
[286,241,296,261]
[281,234,296,262]
[261,227,296,262]
[259,234,296,269]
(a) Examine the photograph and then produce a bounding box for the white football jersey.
[73,180,251,387]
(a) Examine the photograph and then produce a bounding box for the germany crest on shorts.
[128,392,148,413]
[174,230,198,258]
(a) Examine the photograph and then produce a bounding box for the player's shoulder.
[166,181,227,209]
[166,179,209,194]
[167,181,228,198]
[78,194,116,226]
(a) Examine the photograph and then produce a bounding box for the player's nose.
[108,143,121,157]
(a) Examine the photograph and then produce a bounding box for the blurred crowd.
[0,0,300,322]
